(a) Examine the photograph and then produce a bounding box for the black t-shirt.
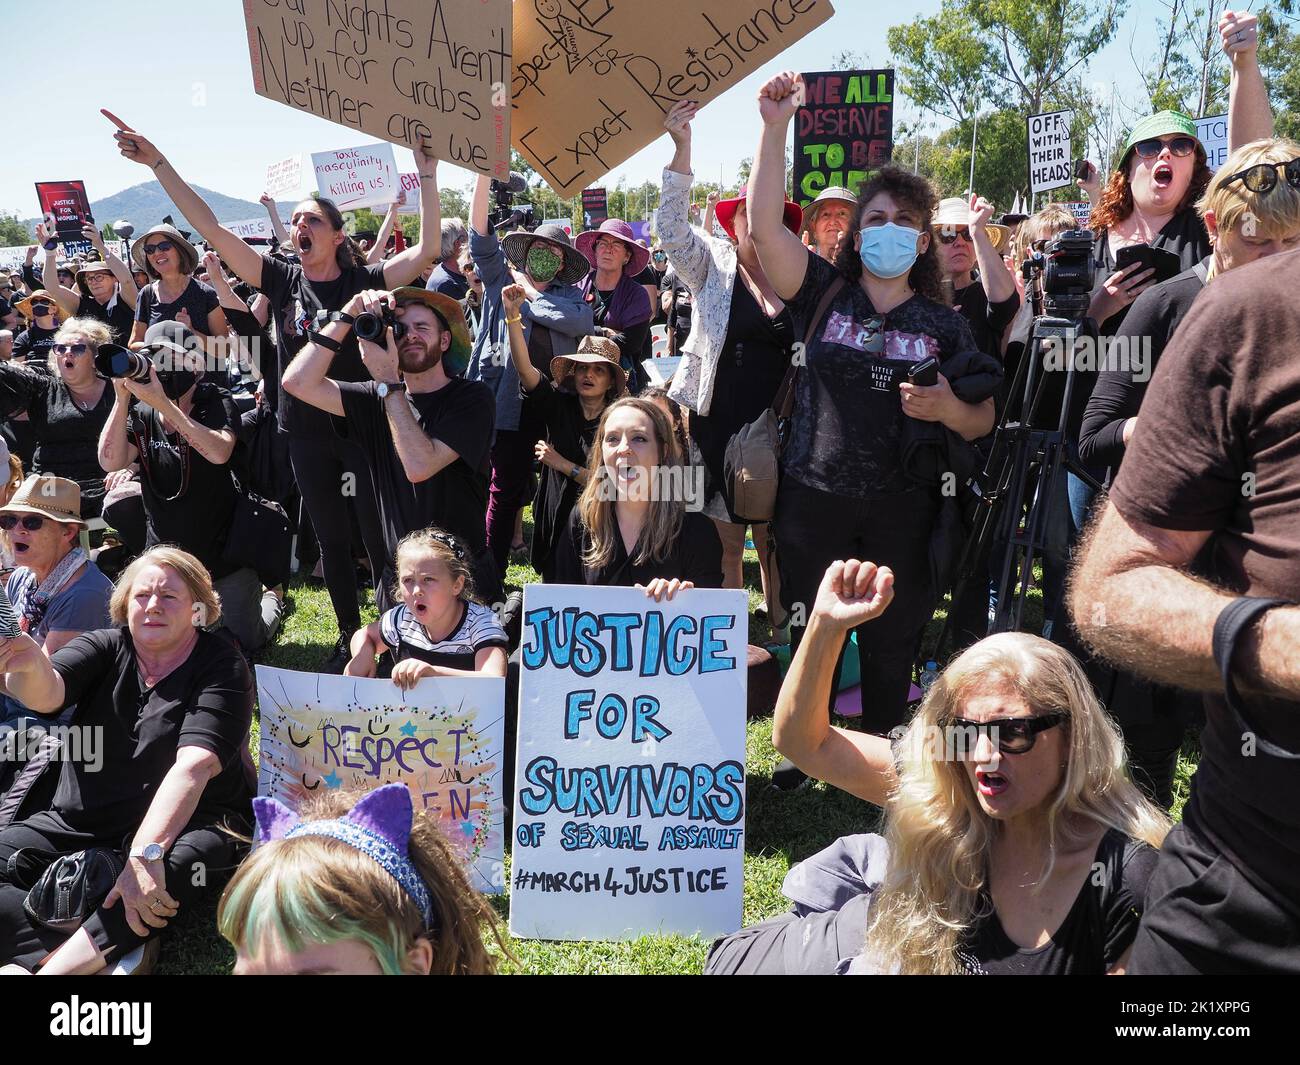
[1109,247,1300,908]
[522,378,601,578]
[14,324,58,364]
[784,250,985,500]
[134,278,221,335]
[552,508,724,588]
[952,279,1019,361]
[128,383,241,578]
[337,377,495,563]
[1091,208,1210,335]
[959,830,1158,974]
[77,292,136,343]
[49,627,255,838]
[1078,263,1207,473]
[258,254,387,438]
[0,363,113,516]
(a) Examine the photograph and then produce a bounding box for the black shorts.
[1129,823,1300,975]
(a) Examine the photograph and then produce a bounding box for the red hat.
[714,185,803,240]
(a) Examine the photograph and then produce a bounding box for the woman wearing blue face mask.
[748,71,1004,771]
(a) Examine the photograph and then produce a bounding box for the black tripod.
[928,277,1106,660]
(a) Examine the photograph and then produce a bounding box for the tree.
[439,185,469,222]
[888,3,1004,124]
[1258,2,1300,138]
[0,214,32,247]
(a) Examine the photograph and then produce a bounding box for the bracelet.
[505,314,522,325]
[309,331,343,352]
[570,465,582,480]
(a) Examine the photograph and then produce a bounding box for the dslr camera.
[354,306,407,344]
[94,343,153,382]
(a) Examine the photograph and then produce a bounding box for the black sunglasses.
[945,711,1068,755]
[1224,157,1300,195]
[935,227,973,245]
[53,343,89,355]
[0,514,46,532]
[1132,136,1197,160]
[143,239,175,256]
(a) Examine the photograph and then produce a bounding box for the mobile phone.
[1074,158,1092,181]
[1114,243,1182,284]
[908,356,939,387]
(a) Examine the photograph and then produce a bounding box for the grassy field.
[157,523,1199,975]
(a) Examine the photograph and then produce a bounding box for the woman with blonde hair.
[220,783,505,975]
[0,545,254,974]
[706,559,1168,975]
[0,316,115,517]
[552,396,722,597]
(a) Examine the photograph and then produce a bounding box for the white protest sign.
[397,171,420,214]
[1027,109,1073,194]
[256,666,507,895]
[1195,113,1228,172]
[541,217,574,237]
[509,584,748,941]
[265,154,304,197]
[222,216,292,240]
[311,142,398,209]
[0,246,32,271]
[1064,201,1092,225]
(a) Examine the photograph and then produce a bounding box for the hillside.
[17,182,297,236]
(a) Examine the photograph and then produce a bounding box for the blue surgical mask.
[859,222,923,279]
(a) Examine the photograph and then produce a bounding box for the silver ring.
[149,899,164,910]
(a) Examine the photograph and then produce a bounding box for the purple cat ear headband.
[253,783,434,926]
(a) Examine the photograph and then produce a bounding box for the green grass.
[157,521,1201,975]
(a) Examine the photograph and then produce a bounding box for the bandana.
[14,546,87,635]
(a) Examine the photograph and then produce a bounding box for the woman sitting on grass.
[220,783,504,975]
[707,559,1169,975]
[345,528,508,687]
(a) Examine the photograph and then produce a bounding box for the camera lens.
[93,344,152,381]
[354,311,386,342]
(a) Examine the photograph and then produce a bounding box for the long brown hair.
[303,194,365,270]
[1089,145,1212,232]
[576,397,685,571]
[834,165,944,301]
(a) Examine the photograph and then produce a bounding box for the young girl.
[219,783,506,975]
[345,529,508,688]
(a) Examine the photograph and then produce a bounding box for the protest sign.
[509,584,748,941]
[541,217,575,237]
[1027,109,1073,194]
[397,171,421,213]
[264,154,304,197]
[512,0,835,197]
[256,665,507,895]
[581,187,608,227]
[1195,113,1228,171]
[242,0,511,179]
[1064,201,1092,225]
[311,142,399,210]
[35,180,93,242]
[792,69,893,207]
[222,216,292,240]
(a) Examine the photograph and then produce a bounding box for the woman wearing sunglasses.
[11,290,64,366]
[128,224,227,347]
[38,223,138,344]
[0,318,114,518]
[706,559,1169,975]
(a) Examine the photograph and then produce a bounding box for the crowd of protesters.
[0,8,1294,976]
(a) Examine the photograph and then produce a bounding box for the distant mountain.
[18,182,297,237]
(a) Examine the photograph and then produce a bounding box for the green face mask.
[526,243,563,284]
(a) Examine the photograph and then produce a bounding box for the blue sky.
[9,0,1184,221]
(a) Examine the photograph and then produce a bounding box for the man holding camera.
[282,287,499,606]
[97,321,283,654]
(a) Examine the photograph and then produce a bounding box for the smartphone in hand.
[908,356,939,387]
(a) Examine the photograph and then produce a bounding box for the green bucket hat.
[1123,110,1199,158]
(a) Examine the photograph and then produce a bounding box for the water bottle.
[919,660,940,692]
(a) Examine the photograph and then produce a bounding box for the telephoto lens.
[93,343,153,382]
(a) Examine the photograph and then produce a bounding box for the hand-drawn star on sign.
[322,770,342,789]
[399,721,419,738]
[685,47,698,59]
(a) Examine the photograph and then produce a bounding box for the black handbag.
[222,483,294,588]
[21,848,125,934]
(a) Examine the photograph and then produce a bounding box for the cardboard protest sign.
[512,0,835,197]
[509,585,748,941]
[581,187,608,227]
[242,0,511,179]
[1195,113,1228,172]
[256,665,507,895]
[311,142,398,210]
[265,154,304,197]
[1027,109,1073,194]
[35,180,93,242]
[792,69,893,207]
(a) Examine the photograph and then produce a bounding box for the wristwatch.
[376,381,407,400]
[130,843,165,862]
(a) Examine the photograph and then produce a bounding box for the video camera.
[1022,228,1096,320]
[489,171,536,231]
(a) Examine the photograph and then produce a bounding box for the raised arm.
[85,224,139,307]
[105,110,264,287]
[771,560,899,807]
[968,194,1015,304]
[501,283,542,392]
[749,72,811,300]
[368,199,402,266]
[259,192,290,249]
[470,173,492,238]
[382,142,439,288]
[658,101,716,294]
[36,225,80,318]
[1222,10,1273,151]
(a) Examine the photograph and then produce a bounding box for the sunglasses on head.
[53,343,89,355]
[946,710,1068,755]
[935,227,972,245]
[1132,136,1197,160]
[1224,157,1300,195]
[144,239,175,256]
[0,514,46,532]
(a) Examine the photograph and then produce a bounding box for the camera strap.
[1212,596,1300,759]
[135,405,192,502]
